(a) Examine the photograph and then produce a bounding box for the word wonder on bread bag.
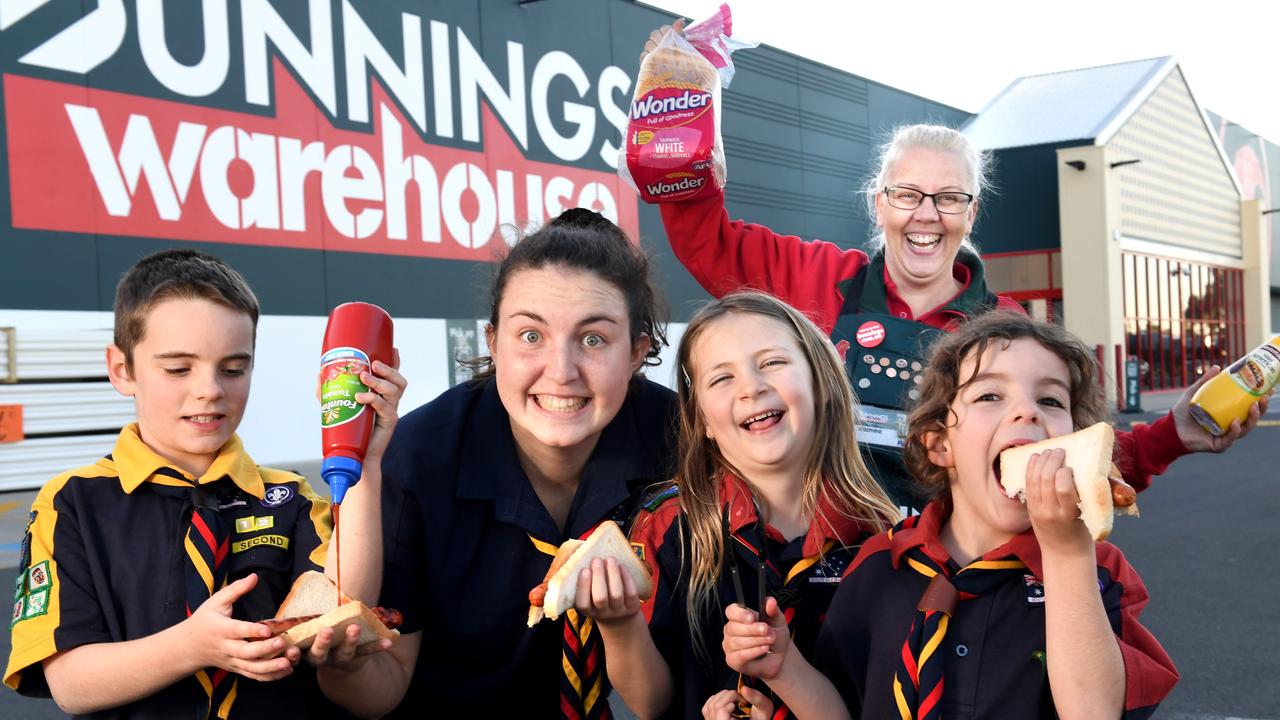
[998,422,1139,542]
[620,3,756,203]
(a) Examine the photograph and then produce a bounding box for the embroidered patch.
[27,560,49,591]
[631,542,646,562]
[234,515,275,534]
[260,486,294,508]
[812,554,849,581]
[10,511,43,626]
[9,586,49,628]
[641,485,678,514]
[1025,573,1045,605]
[232,534,290,553]
[24,589,49,618]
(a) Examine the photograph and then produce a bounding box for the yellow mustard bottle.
[1188,335,1280,436]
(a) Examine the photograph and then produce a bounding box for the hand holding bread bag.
[620,4,756,203]
[527,521,653,626]
[999,422,1139,541]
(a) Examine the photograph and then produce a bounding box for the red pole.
[1114,344,1125,412]
[1095,344,1107,397]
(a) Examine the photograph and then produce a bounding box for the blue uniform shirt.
[378,376,676,718]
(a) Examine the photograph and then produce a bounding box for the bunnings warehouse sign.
[1,0,639,260]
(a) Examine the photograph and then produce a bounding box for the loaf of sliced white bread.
[273,571,398,648]
[998,422,1136,541]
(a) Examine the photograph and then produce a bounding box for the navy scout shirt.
[378,377,676,719]
[815,500,1180,719]
[4,424,334,719]
[632,474,880,720]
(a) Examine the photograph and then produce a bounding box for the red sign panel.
[5,64,638,260]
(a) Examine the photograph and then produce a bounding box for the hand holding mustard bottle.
[1171,336,1278,453]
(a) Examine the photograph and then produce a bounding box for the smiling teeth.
[536,396,586,412]
[742,410,781,426]
[906,234,941,248]
[188,415,219,423]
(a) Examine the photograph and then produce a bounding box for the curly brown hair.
[902,312,1111,501]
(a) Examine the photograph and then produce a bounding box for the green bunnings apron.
[829,250,998,513]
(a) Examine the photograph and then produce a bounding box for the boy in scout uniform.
[4,250,333,719]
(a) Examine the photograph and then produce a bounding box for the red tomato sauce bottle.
[319,302,394,505]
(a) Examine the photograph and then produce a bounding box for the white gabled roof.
[962,57,1175,151]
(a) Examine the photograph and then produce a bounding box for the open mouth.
[992,439,1036,482]
[184,414,225,429]
[534,395,588,413]
[906,233,942,250]
[740,410,783,431]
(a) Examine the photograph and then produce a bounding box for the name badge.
[855,406,909,449]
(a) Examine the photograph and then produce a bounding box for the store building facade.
[965,57,1270,396]
[0,0,966,488]
[1,3,1271,486]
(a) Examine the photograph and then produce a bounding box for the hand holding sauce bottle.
[320,302,394,598]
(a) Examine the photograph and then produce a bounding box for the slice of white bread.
[273,571,399,648]
[536,521,653,623]
[526,538,583,627]
[998,422,1120,541]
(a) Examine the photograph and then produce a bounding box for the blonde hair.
[902,312,1112,501]
[673,292,899,650]
[861,123,993,254]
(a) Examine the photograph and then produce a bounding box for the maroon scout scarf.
[890,521,1027,720]
[184,488,237,719]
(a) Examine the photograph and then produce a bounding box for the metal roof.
[963,57,1175,151]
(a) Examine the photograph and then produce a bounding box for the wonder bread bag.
[620,3,756,203]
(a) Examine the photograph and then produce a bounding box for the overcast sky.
[648,0,1280,144]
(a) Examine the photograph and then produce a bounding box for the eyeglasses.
[883,186,974,214]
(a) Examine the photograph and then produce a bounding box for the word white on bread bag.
[620,3,756,203]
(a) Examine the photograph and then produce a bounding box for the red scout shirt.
[814,500,1179,719]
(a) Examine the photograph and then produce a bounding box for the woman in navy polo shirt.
[317,209,676,719]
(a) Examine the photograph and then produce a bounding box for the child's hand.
[574,557,642,625]
[185,574,295,682]
[702,686,774,719]
[357,355,406,463]
[1025,449,1092,555]
[722,596,788,680]
[301,623,394,671]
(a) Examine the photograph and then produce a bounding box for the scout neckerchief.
[185,483,237,719]
[888,519,1026,720]
[528,533,612,720]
